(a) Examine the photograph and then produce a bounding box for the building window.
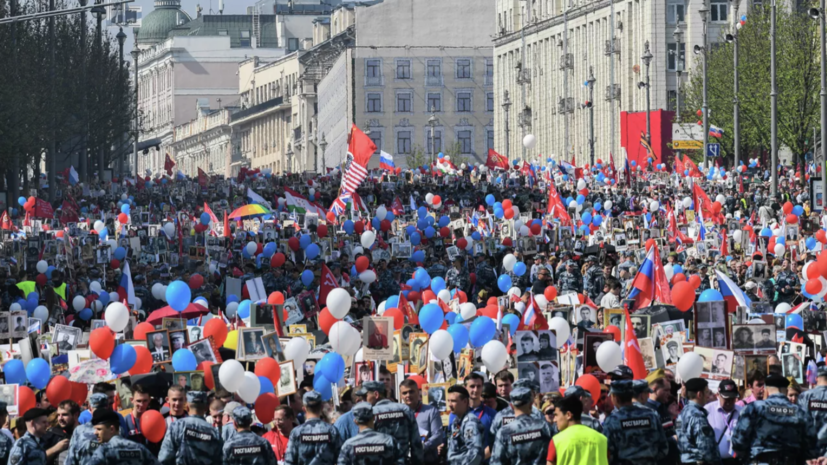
[367,93,382,113]
[288,38,299,51]
[426,128,443,154]
[456,91,472,112]
[427,93,442,112]
[486,92,494,112]
[456,58,471,79]
[485,59,494,85]
[370,132,382,154]
[710,0,728,22]
[397,92,413,113]
[457,130,472,154]
[426,59,442,86]
[366,59,382,86]
[667,2,685,24]
[397,131,412,154]
[240,31,251,47]
[486,129,495,151]
[667,43,685,71]
[396,59,411,79]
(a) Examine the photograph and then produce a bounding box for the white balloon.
[327,288,352,319]
[9,303,21,313]
[377,301,387,315]
[90,281,102,293]
[151,283,163,299]
[73,296,86,311]
[426,193,435,204]
[246,241,258,256]
[682,197,692,208]
[94,220,105,233]
[92,300,103,312]
[549,317,570,348]
[460,303,477,320]
[507,287,522,299]
[716,194,726,204]
[109,292,119,303]
[225,302,239,319]
[134,297,142,310]
[748,318,766,324]
[309,188,316,197]
[359,270,377,284]
[534,294,548,308]
[503,254,517,271]
[33,306,49,322]
[773,227,783,237]
[284,337,310,368]
[733,230,743,244]
[163,223,175,238]
[677,352,704,380]
[568,200,578,209]
[523,134,537,149]
[437,289,451,303]
[481,340,508,373]
[649,201,659,211]
[774,244,785,257]
[663,264,674,281]
[596,341,622,372]
[520,225,530,237]
[604,200,613,210]
[218,360,245,392]
[514,219,524,231]
[353,246,364,256]
[36,260,48,274]
[361,231,376,249]
[512,206,520,217]
[515,301,526,313]
[376,206,388,221]
[577,179,586,190]
[238,372,261,403]
[429,330,454,361]
[330,322,361,356]
[105,302,130,332]
[354,347,364,363]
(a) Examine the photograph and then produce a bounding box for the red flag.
[0,211,12,230]
[651,246,673,305]
[692,184,716,220]
[33,199,54,219]
[623,304,648,379]
[347,124,376,169]
[204,202,218,224]
[391,197,404,216]
[485,149,509,170]
[682,154,704,178]
[546,183,573,226]
[60,200,79,223]
[318,263,338,306]
[738,173,745,194]
[197,167,208,187]
[223,210,231,238]
[164,153,176,176]
[720,228,729,257]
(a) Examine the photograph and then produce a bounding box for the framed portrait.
[627,314,651,340]
[187,326,204,343]
[261,332,285,362]
[297,290,320,320]
[546,307,570,325]
[573,306,597,325]
[169,330,188,356]
[288,325,307,335]
[282,298,303,326]
[354,361,374,385]
[515,330,557,363]
[9,312,27,340]
[656,320,687,340]
[694,346,715,374]
[457,351,474,381]
[210,363,225,393]
[237,328,267,361]
[750,302,773,314]
[639,337,657,370]
[732,324,776,354]
[53,325,81,354]
[744,355,769,376]
[251,303,276,331]
[694,301,728,349]
[146,330,171,363]
[662,335,684,365]
[277,360,297,397]
[783,353,804,383]
[188,336,221,366]
[172,371,206,391]
[709,350,735,378]
[603,309,623,329]
[91,320,107,331]
[362,317,393,361]
[537,361,560,394]
[162,318,186,331]
[0,385,19,416]
[409,333,429,373]
[423,382,449,412]
[583,333,613,373]
[430,352,457,384]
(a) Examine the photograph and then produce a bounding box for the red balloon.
[134,322,155,341]
[481,305,499,319]
[787,214,798,224]
[384,308,405,330]
[504,208,515,220]
[433,195,442,205]
[380,220,391,232]
[35,274,47,286]
[118,213,129,224]
[255,393,279,424]
[354,221,365,234]
[487,297,499,306]
[271,252,286,268]
[131,346,153,375]
[783,201,794,214]
[456,290,468,303]
[288,237,300,251]
[672,281,696,312]
[319,307,340,335]
[326,212,336,223]
[818,230,827,244]
[254,358,282,387]
[268,292,285,305]
[407,375,426,389]
[407,291,420,302]
[530,224,542,236]
[575,374,601,401]
[606,325,621,342]
[204,319,229,347]
[671,273,687,285]
[457,238,468,249]
[440,227,450,238]
[688,274,702,289]
[256,243,264,255]
[544,287,558,302]
[200,361,216,389]
[317,224,329,238]
[90,327,115,359]
[711,201,722,214]
[806,278,823,295]
[141,410,167,443]
[18,386,35,417]
[189,274,204,289]
[356,256,370,273]
[502,199,513,209]
[502,237,513,247]
[421,290,437,303]
[46,376,71,405]
[55,231,64,239]
[70,382,88,406]
[110,259,120,269]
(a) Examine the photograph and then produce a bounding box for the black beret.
[21,408,49,423]
[91,408,120,426]
[684,378,708,392]
[765,374,790,388]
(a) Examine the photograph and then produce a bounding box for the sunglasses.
[544,410,554,415]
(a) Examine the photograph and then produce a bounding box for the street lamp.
[699,1,710,170]
[286,144,294,173]
[117,27,127,179]
[726,28,740,169]
[130,46,139,177]
[811,3,827,208]
[586,66,596,166]
[640,41,653,145]
[673,25,684,170]
[319,133,328,174]
[502,90,512,159]
[428,106,439,165]
[92,3,106,177]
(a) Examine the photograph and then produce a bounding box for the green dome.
[137,0,191,46]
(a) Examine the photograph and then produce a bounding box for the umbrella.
[146,303,209,326]
[130,372,173,399]
[229,204,272,219]
[69,359,116,383]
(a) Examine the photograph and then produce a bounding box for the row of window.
[367,128,495,156]
[365,58,494,85]
[366,90,495,114]
[668,0,740,24]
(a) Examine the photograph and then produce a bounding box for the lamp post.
[428,107,439,165]
[131,47,139,177]
[502,90,512,159]
[771,0,778,195]
[811,2,827,210]
[726,28,740,169]
[586,66,596,166]
[674,25,683,170]
[117,27,127,180]
[700,1,710,170]
[92,3,106,178]
[319,133,327,175]
[640,41,653,145]
[286,145,294,173]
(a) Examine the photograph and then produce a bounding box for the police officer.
[65,393,111,465]
[601,380,668,464]
[158,391,223,465]
[222,406,277,465]
[676,378,720,465]
[446,257,471,293]
[775,260,798,304]
[550,386,602,434]
[0,402,13,464]
[632,380,651,406]
[363,380,423,464]
[799,364,827,458]
[284,391,342,464]
[556,260,583,295]
[445,386,484,465]
[9,408,50,465]
[732,374,816,464]
[86,409,157,465]
[583,256,603,301]
[428,258,449,281]
[337,402,397,465]
[489,379,545,441]
[489,384,551,465]
[474,255,497,293]
[222,401,242,442]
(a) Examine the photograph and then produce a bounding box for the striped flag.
[341,125,376,194]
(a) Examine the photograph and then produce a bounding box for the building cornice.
[493,0,615,48]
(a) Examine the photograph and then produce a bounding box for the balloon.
[549,317,570,348]
[219,360,245,392]
[534,294,548,308]
[481,340,508,373]
[575,374,601,401]
[502,314,520,336]
[301,270,314,286]
[318,352,346,382]
[419,304,444,334]
[284,337,310,369]
[319,308,339,335]
[329,322,361,356]
[131,346,153,375]
[46,376,71,405]
[672,281,696,312]
[25,359,50,389]
[497,275,512,293]
[775,302,792,314]
[105,302,130,332]
[774,243,785,256]
[172,348,197,372]
[223,330,238,350]
[470,317,496,347]
[447,324,469,353]
[238,300,252,319]
[677,352,704,380]
[110,344,137,374]
[268,292,285,305]
[698,289,724,302]
[18,386,35,417]
[33,306,48,322]
[141,410,167,443]
[359,270,376,284]
[503,254,517,271]
[361,231,376,248]
[90,327,115,359]
[36,260,48,274]
[429,330,454,361]
[255,358,282,387]
[596,341,622,372]
[204,319,229,346]
[606,325,621,342]
[431,277,446,294]
[238,372,261,403]
[165,280,191,312]
[163,223,175,238]
[225,302,239,319]
[786,314,804,330]
[255,393,279,424]
[460,303,477,320]
[327,288,351,319]
[513,262,526,276]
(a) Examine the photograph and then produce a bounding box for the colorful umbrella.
[228,204,272,219]
[69,359,117,383]
[146,303,209,326]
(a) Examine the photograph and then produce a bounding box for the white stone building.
[170,103,239,177]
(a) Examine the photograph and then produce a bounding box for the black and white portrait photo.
[426,384,448,412]
[10,312,27,339]
[574,306,596,325]
[277,361,297,397]
[783,354,803,384]
[538,361,559,394]
[146,330,171,363]
[239,328,266,361]
[262,333,285,361]
[711,350,733,377]
[169,331,187,356]
[515,331,541,362]
[662,337,683,365]
[53,324,81,353]
[630,315,650,339]
[188,326,203,343]
[188,338,218,366]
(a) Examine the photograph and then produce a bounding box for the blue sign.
[707,143,721,158]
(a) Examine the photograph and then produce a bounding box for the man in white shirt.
[599,281,622,309]
[704,379,742,463]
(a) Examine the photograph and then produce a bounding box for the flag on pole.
[716,269,752,314]
[117,261,136,305]
[623,304,648,379]
[204,202,219,224]
[68,166,79,185]
[485,149,509,170]
[341,125,375,194]
[709,125,724,139]
[319,263,338,306]
[379,151,396,171]
[164,153,176,176]
[247,188,272,209]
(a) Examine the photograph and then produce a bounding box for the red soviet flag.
[164,153,176,176]
[318,263,338,307]
[485,149,509,170]
[623,305,649,379]
[198,167,208,187]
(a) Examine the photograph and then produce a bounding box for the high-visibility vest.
[16,281,35,299]
[554,424,608,465]
[53,283,66,301]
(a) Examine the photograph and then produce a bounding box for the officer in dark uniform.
[222,406,277,465]
[158,391,223,465]
[556,260,583,295]
[474,255,497,293]
[775,260,799,304]
[65,393,111,465]
[363,381,423,464]
[428,259,449,281]
[9,408,50,465]
[445,257,470,294]
[732,374,816,464]
[284,391,342,464]
[602,380,668,464]
[445,386,484,465]
[86,409,157,465]
[799,365,827,457]
[676,378,721,465]
[0,402,13,465]
[337,402,397,465]
[489,379,544,441]
[583,256,603,301]
[489,384,551,465]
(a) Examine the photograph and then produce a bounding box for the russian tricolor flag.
[716,269,751,313]
[379,151,395,171]
[709,125,724,139]
[117,261,136,305]
[69,166,79,185]
[627,245,672,309]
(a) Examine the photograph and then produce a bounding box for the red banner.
[318,263,338,306]
[198,167,208,187]
[33,199,54,219]
[60,200,79,224]
[485,149,509,170]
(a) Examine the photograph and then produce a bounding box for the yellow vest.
[53,283,66,301]
[16,281,35,299]
[554,424,608,465]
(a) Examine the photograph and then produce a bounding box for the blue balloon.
[513,262,526,276]
[114,247,126,261]
[26,359,50,389]
[494,208,504,219]
[425,226,435,238]
[786,314,804,330]
[120,204,130,214]
[592,216,603,226]
[472,231,481,241]
[485,194,496,206]
[79,308,93,321]
[300,234,312,250]
[414,269,431,288]
[263,242,277,258]
[46,266,55,279]
[502,314,521,337]
[386,296,399,309]
[576,195,585,205]
[200,212,211,225]
[319,352,346,382]
[313,375,334,401]
[406,279,421,292]
[445,313,457,325]
[372,217,381,230]
[411,250,425,263]
[259,376,275,395]
[594,202,602,211]
[238,300,252,319]
[760,227,773,237]
[469,317,496,347]
[418,207,428,218]
[166,280,192,312]
[439,216,450,228]
[431,277,446,294]
[699,289,724,302]
[581,212,593,224]
[110,344,137,374]
[793,205,804,216]
[386,212,395,222]
[227,294,239,304]
[410,232,421,246]
[776,236,786,246]
[673,265,683,275]
[497,274,512,293]
[419,304,444,334]
[405,225,416,237]
[4,360,25,385]
[98,291,110,306]
[344,220,355,234]
[631,161,637,167]
[494,202,503,210]
[17,197,25,206]
[807,237,817,250]
[447,324,469,352]
[563,174,569,181]
[426,216,435,226]
[301,270,314,286]
[305,243,320,259]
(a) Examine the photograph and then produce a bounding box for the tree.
[405,144,430,169]
[683,7,819,173]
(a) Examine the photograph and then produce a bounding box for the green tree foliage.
[683,7,819,168]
